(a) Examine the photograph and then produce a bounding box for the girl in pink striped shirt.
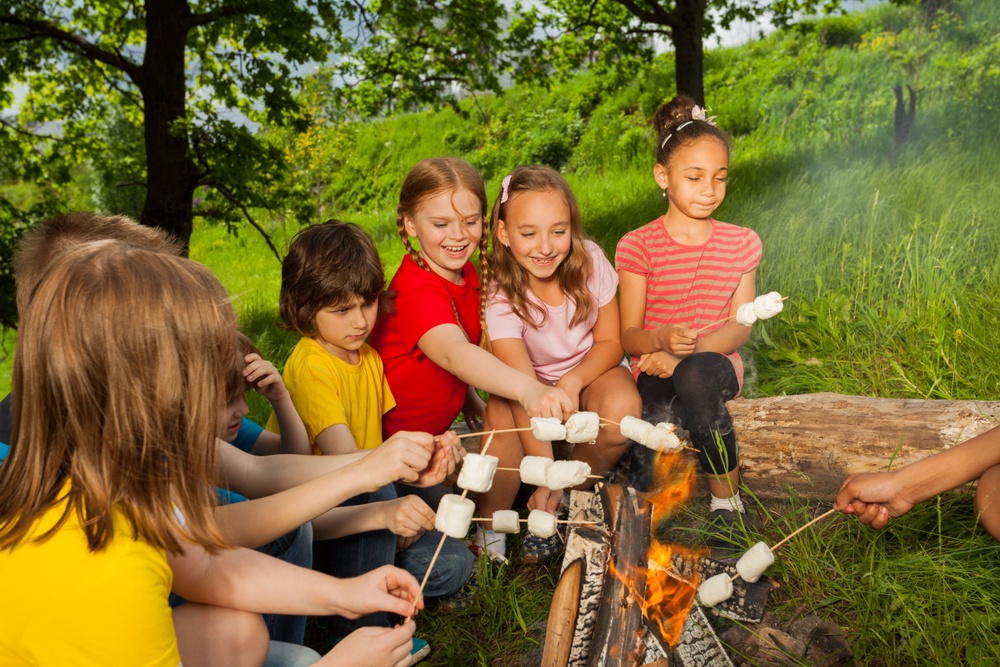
[615,96,762,554]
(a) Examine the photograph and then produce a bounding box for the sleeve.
[484,287,527,342]
[587,241,619,307]
[614,230,650,277]
[741,229,763,273]
[287,360,349,444]
[393,264,464,351]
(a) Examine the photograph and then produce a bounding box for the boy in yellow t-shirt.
[266,221,396,455]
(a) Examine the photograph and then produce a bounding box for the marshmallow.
[435,494,475,540]
[753,292,784,320]
[531,417,567,441]
[519,456,553,487]
[697,573,734,607]
[735,302,758,327]
[735,541,775,584]
[527,509,558,538]
[645,424,682,452]
[456,453,499,493]
[545,460,592,489]
[620,415,654,445]
[492,510,521,534]
[565,411,600,444]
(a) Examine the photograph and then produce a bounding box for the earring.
[661,188,668,200]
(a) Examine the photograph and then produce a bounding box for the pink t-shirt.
[486,241,618,383]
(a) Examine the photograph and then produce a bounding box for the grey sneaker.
[705,509,760,561]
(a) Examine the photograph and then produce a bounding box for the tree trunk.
[138,0,197,250]
[671,0,706,105]
[728,392,1000,499]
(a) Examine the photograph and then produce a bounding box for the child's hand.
[834,471,914,528]
[637,351,680,379]
[527,486,563,515]
[410,436,463,487]
[366,432,436,487]
[381,495,435,538]
[333,565,423,620]
[555,376,583,413]
[655,325,696,357]
[520,381,575,420]
[322,622,415,667]
[242,353,288,402]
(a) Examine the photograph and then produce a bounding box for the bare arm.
[693,268,756,356]
[315,423,360,456]
[555,299,625,407]
[216,440,366,498]
[242,353,311,455]
[312,496,435,541]
[418,323,573,419]
[491,337,556,461]
[618,270,695,356]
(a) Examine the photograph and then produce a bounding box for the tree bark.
[671,0,706,105]
[728,392,1000,499]
[138,0,198,250]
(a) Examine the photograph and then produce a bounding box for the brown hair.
[484,165,593,330]
[653,95,731,167]
[0,242,236,554]
[14,212,182,315]
[224,332,262,403]
[279,220,386,336]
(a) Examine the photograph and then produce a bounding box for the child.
[474,165,642,564]
[835,425,1000,540]
[267,220,394,456]
[0,242,422,667]
[370,156,574,440]
[615,95,762,553]
[274,219,473,649]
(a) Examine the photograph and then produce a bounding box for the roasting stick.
[404,431,497,623]
[495,466,603,480]
[457,426,534,439]
[469,517,598,526]
[728,508,838,583]
[694,295,790,335]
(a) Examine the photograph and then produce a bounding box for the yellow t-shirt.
[266,337,396,453]
[0,484,179,666]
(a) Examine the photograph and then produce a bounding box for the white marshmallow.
[491,510,521,534]
[697,573,734,607]
[456,453,499,493]
[519,456,553,486]
[645,424,682,452]
[527,509,558,538]
[735,302,758,327]
[531,417,567,441]
[435,494,475,540]
[735,541,775,583]
[545,460,592,489]
[620,415,654,445]
[753,292,784,319]
[565,411,600,443]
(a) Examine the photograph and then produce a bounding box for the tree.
[519,0,849,105]
[0,1,511,250]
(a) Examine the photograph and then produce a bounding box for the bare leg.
[173,603,269,667]
[974,463,1000,541]
[573,365,642,486]
[475,396,527,528]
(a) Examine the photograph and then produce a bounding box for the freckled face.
[655,137,729,223]
[403,188,483,284]
[497,189,573,286]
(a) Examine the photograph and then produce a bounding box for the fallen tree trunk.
[729,392,1000,499]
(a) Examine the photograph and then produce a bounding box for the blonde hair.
[0,242,236,554]
[396,157,489,347]
[484,165,593,331]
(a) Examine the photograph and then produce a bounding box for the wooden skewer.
[457,426,535,439]
[405,431,497,623]
[495,466,603,480]
[728,508,838,582]
[470,517,598,525]
[694,295,789,335]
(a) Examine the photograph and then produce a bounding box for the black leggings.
[636,352,740,476]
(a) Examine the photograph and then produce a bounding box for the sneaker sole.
[410,643,431,665]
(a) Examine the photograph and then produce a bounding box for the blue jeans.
[258,522,313,645]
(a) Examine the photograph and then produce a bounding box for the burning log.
[729,392,1000,498]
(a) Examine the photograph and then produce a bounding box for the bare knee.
[974,464,1000,542]
[174,603,269,667]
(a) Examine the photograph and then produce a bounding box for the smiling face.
[218,392,249,443]
[497,188,573,288]
[312,294,380,362]
[403,187,484,284]
[655,136,729,225]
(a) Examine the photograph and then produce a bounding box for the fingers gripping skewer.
[405,431,497,623]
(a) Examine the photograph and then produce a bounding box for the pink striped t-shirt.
[615,218,762,386]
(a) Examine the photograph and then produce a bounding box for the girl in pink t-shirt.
[476,165,641,563]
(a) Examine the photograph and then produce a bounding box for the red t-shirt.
[370,256,482,436]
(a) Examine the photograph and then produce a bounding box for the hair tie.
[659,105,718,149]
[500,174,512,204]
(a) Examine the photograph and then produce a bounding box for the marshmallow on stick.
[519,456,553,486]
[527,509,558,538]
[621,416,683,452]
[545,460,592,489]
[565,411,600,443]
[530,417,567,441]
[735,302,758,327]
[753,291,784,319]
[620,415,654,446]
[697,573,734,607]
[735,541,775,584]
[491,510,521,534]
[435,494,476,540]
[456,453,499,493]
